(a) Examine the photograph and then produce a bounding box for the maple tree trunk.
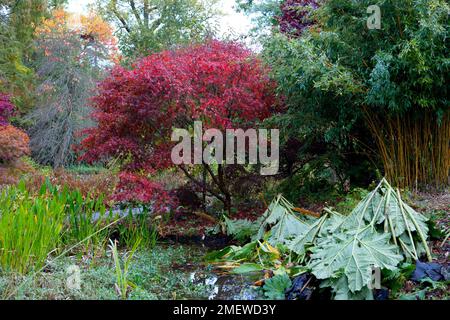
[217,164,232,215]
[178,164,232,215]
[202,166,207,211]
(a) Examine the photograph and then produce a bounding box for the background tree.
[0,0,48,112]
[27,9,117,167]
[79,41,278,212]
[236,0,282,33]
[95,0,220,58]
[263,0,449,189]
[236,0,375,194]
[0,0,69,113]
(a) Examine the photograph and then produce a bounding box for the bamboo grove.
[366,110,449,189]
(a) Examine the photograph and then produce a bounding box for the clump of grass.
[0,179,115,274]
[0,180,65,274]
[62,188,112,255]
[115,207,160,249]
[66,164,107,175]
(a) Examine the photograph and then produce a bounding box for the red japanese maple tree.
[79,40,278,211]
[0,93,15,126]
[0,94,30,165]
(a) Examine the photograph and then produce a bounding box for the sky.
[67,0,254,39]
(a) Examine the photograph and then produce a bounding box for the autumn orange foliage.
[80,12,117,46]
[0,125,30,163]
[35,9,118,57]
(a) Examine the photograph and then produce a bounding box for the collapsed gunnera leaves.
[252,178,431,299]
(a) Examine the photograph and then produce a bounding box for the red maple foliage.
[0,125,30,163]
[278,0,321,37]
[0,93,15,126]
[112,172,177,213]
[79,40,278,207]
[0,94,30,172]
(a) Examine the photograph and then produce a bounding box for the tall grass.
[62,188,112,254]
[0,181,65,274]
[0,179,158,275]
[116,207,159,249]
[0,179,115,274]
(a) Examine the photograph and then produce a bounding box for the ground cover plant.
[0,245,210,300]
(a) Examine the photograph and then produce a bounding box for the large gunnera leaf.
[310,178,430,297]
[310,226,403,292]
[286,214,328,255]
[263,272,292,300]
[239,179,430,300]
[348,178,431,261]
[223,216,259,242]
[320,277,374,300]
[255,195,314,246]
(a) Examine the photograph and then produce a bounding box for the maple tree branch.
[203,163,228,198]
[129,0,143,26]
[179,165,226,204]
[111,0,131,33]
